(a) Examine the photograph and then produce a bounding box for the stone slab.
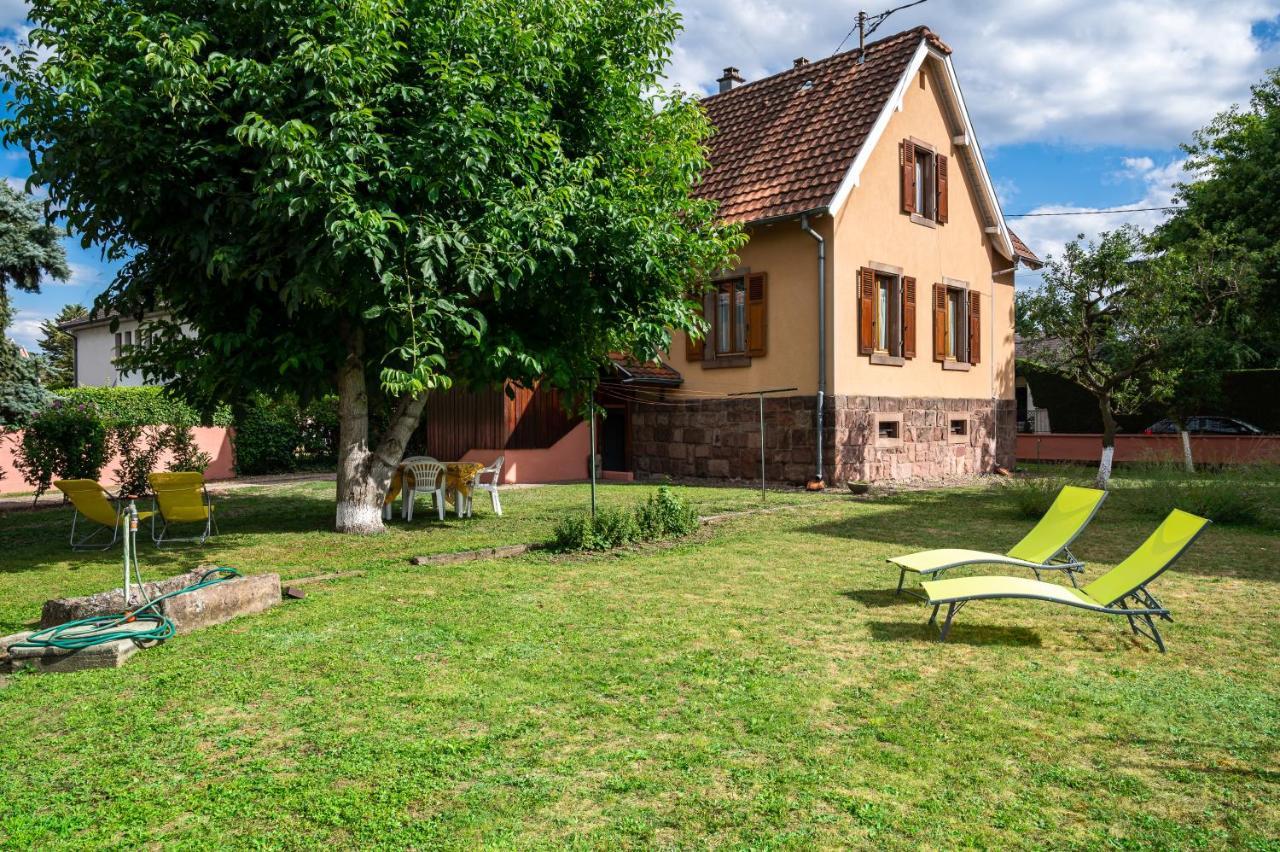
[161,573,281,635]
[41,568,210,629]
[4,621,153,673]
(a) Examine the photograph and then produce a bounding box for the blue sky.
[5,0,1280,350]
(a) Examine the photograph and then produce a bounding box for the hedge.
[59,386,233,427]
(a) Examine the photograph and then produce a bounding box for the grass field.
[1,474,1277,848]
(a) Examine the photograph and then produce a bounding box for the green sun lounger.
[921,509,1210,652]
[888,485,1108,596]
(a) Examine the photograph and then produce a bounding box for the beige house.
[60,311,174,387]
[616,26,1040,484]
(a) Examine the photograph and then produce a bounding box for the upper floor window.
[902,139,949,225]
[686,272,768,364]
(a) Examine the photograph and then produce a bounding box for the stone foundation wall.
[630,394,1015,485]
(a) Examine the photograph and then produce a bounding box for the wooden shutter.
[968,290,981,365]
[932,283,947,362]
[901,141,916,214]
[936,154,949,224]
[747,272,767,357]
[858,267,875,354]
[684,288,705,362]
[902,276,917,359]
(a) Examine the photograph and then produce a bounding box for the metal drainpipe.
[800,214,826,482]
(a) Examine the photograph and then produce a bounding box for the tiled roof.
[697,27,949,224]
[606,354,684,386]
[1009,230,1043,268]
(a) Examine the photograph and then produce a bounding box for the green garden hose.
[7,566,241,653]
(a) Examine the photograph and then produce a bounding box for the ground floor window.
[945,287,966,362]
[714,277,747,356]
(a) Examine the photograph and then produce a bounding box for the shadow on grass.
[868,619,1044,648]
[840,588,917,609]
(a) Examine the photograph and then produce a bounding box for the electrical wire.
[833,0,931,55]
[1006,206,1185,218]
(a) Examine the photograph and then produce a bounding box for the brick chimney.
[716,66,745,93]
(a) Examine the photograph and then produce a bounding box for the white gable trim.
[825,41,1015,261]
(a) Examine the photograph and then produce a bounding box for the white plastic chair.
[402,458,447,522]
[471,455,504,516]
[384,456,428,521]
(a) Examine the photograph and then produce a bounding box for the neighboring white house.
[60,311,174,387]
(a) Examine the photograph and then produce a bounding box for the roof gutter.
[800,213,827,485]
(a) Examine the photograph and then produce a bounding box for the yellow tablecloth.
[385,462,485,508]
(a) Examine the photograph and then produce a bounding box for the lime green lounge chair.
[889,485,1108,596]
[921,509,1211,652]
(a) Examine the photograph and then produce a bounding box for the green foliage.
[1000,475,1090,520]
[110,424,167,499]
[35,303,86,390]
[1157,69,1280,362]
[298,396,340,463]
[232,395,303,475]
[0,342,51,428]
[1124,462,1277,529]
[634,485,700,539]
[0,181,69,331]
[164,423,213,474]
[1,0,746,517]
[59,386,232,428]
[13,399,110,498]
[552,486,699,551]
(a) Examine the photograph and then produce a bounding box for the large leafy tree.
[3,0,742,532]
[1157,68,1280,361]
[1017,228,1248,488]
[37,302,87,390]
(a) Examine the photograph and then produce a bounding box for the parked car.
[1144,417,1266,435]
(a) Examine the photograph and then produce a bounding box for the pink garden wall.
[0,427,236,495]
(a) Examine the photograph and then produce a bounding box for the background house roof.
[696,27,949,224]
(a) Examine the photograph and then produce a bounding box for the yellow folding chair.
[53,479,155,550]
[149,471,217,546]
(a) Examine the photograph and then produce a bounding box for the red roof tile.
[607,354,683,385]
[1009,230,1043,268]
[697,27,949,224]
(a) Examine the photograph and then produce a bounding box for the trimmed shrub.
[59,385,231,427]
[232,394,303,475]
[14,399,110,499]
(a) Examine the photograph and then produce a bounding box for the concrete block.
[162,573,281,635]
[41,568,209,628]
[5,621,154,673]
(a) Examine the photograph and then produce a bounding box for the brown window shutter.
[684,290,705,361]
[901,141,916,215]
[968,290,981,365]
[858,267,875,354]
[936,154,949,224]
[932,283,947,362]
[902,276,917,359]
[747,272,767,357]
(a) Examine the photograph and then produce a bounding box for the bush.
[163,423,213,473]
[59,385,231,427]
[298,395,340,463]
[111,423,166,498]
[551,487,700,552]
[1124,463,1276,528]
[14,399,110,499]
[635,486,699,539]
[232,394,303,475]
[999,475,1086,519]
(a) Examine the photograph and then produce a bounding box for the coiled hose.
[8,566,241,653]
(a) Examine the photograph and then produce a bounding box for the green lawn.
[1,476,1278,848]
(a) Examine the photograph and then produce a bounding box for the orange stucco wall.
[832,58,1015,402]
[667,55,1016,405]
[459,420,591,484]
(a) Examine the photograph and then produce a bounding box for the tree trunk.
[1180,428,1194,473]
[1096,394,1117,489]
[334,327,430,534]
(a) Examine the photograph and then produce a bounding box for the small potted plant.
[847,480,870,496]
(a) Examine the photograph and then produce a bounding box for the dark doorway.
[601,406,628,472]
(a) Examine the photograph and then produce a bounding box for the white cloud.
[1008,156,1189,263]
[6,309,45,350]
[669,0,1280,147]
